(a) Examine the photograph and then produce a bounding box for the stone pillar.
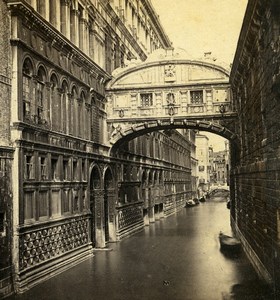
[79,18,87,53]
[94,190,106,248]
[71,9,80,47]
[206,89,213,112]
[60,0,71,39]
[143,208,149,226]
[45,82,52,124]
[155,92,162,116]
[89,28,95,60]
[107,189,117,242]
[45,0,50,22]
[148,206,155,223]
[130,92,138,116]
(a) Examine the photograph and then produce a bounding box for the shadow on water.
[222,281,275,300]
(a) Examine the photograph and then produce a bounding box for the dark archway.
[109,119,239,159]
[89,166,101,247]
[104,167,115,242]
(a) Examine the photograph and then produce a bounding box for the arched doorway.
[89,166,101,247]
[104,167,116,242]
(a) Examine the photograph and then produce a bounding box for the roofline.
[230,0,256,82]
[142,0,172,48]
[107,59,230,89]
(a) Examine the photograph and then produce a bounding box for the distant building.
[195,134,210,194]
[210,141,229,186]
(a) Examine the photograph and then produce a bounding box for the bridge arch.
[109,119,238,155]
[106,49,238,156]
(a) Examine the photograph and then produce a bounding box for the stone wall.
[0,1,11,145]
[230,0,280,293]
[0,148,14,298]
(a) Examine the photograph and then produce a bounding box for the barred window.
[190,90,203,104]
[199,165,205,172]
[140,93,153,107]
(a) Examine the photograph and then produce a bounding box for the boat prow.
[219,232,241,253]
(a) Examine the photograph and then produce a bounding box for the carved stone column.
[206,89,213,112]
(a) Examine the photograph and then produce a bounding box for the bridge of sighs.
[106,50,238,151]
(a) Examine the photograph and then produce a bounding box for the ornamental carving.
[164,65,176,82]
[118,206,143,230]
[19,218,89,271]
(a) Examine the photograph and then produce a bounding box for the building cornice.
[230,0,262,85]
[7,1,111,82]
[98,1,147,61]
[141,0,172,49]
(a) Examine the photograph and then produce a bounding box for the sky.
[151,0,248,151]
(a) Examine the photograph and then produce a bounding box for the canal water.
[8,198,273,300]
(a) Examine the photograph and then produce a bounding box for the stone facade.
[0,0,196,297]
[230,0,280,293]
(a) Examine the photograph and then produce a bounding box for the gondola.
[219,232,241,253]
[185,199,196,207]
[199,196,206,202]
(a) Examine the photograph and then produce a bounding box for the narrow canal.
[9,198,272,300]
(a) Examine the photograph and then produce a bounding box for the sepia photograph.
[0,0,279,299]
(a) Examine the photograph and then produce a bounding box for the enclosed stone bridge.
[106,50,238,151]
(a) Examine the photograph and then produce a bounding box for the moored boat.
[185,199,196,207]
[219,232,241,253]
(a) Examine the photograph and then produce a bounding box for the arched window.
[79,91,85,138]
[36,66,46,123]
[50,74,59,130]
[72,86,78,136]
[22,58,33,121]
[61,81,68,132]
[91,97,99,142]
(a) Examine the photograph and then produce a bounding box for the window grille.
[140,93,153,107]
[190,91,203,104]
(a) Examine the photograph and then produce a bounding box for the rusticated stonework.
[19,217,89,271]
